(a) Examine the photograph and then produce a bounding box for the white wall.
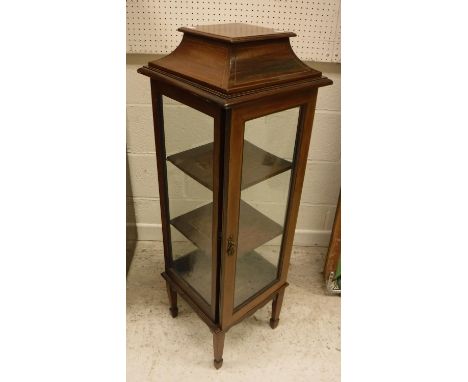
[126,54,340,246]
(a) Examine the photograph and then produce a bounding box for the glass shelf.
[167,140,292,191]
[167,128,294,308]
[170,199,283,256]
[173,249,277,306]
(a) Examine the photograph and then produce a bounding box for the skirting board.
[127,223,331,247]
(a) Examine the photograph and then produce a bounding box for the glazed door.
[232,105,300,308]
[219,90,318,329]
[152,85,222,321]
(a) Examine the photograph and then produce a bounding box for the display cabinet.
[138,23,332,369]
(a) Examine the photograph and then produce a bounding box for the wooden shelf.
[167,140,291,191]
[171,200,283,256]
[172,249,277,306]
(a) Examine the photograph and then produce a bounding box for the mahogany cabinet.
[138,23,332,369]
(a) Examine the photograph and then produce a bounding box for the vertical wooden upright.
[324,193,341,281]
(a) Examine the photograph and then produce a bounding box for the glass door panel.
[163,96,214,307]
[234,107,300,308]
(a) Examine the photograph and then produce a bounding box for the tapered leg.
[269,289,285,329]
[213,330,225,369]
[165,281,178,318]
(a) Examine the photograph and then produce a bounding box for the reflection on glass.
[163,96,214,306]
[234,107,299,308]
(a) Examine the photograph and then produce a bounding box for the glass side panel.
[234,107,300,308]
[163,96,214,307]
